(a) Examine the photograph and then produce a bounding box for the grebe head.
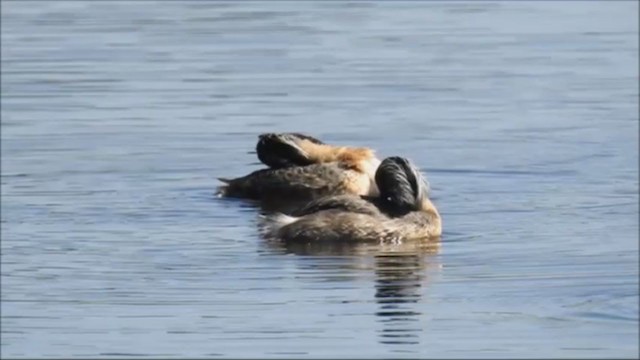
[256,133,324,168]
[375,156,429,215]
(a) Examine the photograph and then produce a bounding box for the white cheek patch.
[364,158,382,196]
[369,158,382,172]
[367,179,380,196]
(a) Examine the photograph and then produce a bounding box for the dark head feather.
[375,156,428,214]
[256,133,323,168]
[287,133,324,145]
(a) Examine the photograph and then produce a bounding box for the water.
[1,1,638,358]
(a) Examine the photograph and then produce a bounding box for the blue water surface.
[1,1,638,358]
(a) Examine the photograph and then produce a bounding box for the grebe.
[217,133,381,208]
[262,156,442,243]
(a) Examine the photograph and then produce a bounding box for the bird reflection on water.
[265,238,441,347]
[374,250,431,346]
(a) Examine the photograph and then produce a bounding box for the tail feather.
[215,184,229,197]
[215,177,233,197]
[258,213,298,239]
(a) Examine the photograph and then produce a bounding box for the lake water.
[1,1,638,358]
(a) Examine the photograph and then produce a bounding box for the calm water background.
[1,1,638,358]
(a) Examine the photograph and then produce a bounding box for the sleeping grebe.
[262,156,442,243]
[217,133,381,207]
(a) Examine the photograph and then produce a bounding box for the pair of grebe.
[217,133,441,243]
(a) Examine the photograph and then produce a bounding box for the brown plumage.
[217,133,381,209]
[261,156,442,244]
